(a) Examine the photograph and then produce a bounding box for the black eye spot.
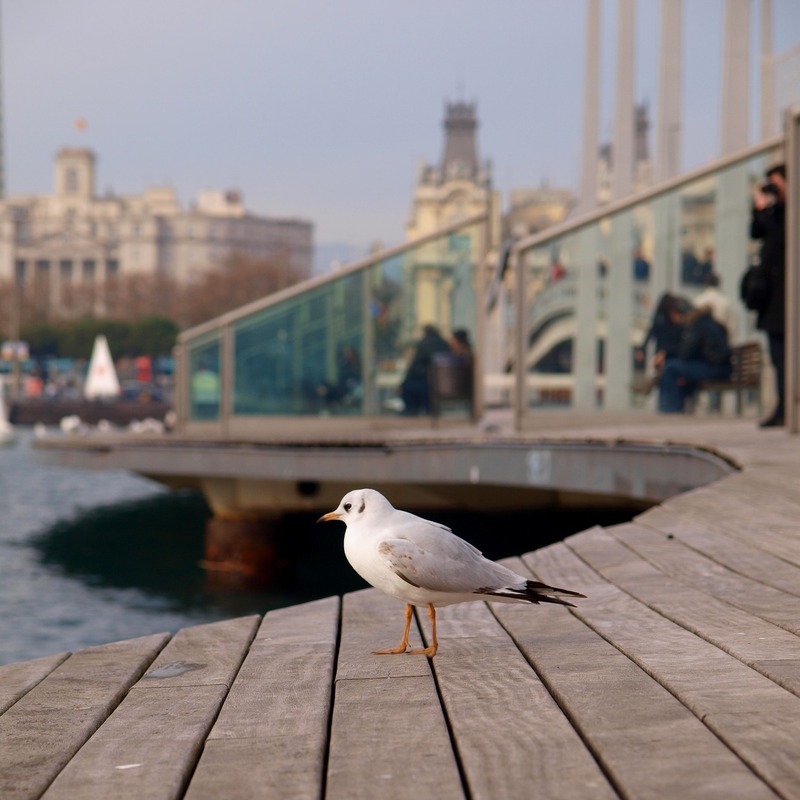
[344,503,352,512]
[358,501,365,513]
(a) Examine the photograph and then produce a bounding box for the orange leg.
[374,602,414,655]
[408,603,438,658]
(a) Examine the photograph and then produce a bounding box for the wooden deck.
[3,419,800,799]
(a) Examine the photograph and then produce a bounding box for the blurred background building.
[0,147,313,316]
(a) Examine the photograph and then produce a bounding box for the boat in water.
[8,335,171,428]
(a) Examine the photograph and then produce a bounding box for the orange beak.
[317,511,341,523]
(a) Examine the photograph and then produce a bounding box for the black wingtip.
[526,579,586,599]
[476,580,586,607]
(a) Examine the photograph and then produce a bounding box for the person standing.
[749,164,786,427]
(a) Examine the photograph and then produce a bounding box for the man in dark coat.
[750,163,786,427]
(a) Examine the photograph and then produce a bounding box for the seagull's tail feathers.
[478,579,586,608]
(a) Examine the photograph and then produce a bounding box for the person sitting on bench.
[658,307,732,414]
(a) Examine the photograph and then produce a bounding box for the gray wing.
[376,531,522,594]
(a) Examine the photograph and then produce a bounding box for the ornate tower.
[440,101,480,179]
[406,101,493,241]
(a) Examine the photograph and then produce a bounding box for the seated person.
[400,325,451,415]
[637,293,692,393]
[658,307,732,414]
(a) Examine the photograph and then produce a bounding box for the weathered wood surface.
[186,598,339,800]
[2,420,800,798]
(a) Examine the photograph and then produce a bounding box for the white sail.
[84,335,121,400]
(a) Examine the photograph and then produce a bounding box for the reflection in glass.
[181,218,484,419]
[516,148,775,417]
[188,339,221,421]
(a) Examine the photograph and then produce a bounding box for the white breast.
[344,528,413,601]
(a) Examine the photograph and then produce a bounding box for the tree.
[19,317,178,361]
[177,250,303,328]
[129,317,179,356]
[11,250,306,341]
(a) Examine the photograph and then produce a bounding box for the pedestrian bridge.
[172,121,798,441]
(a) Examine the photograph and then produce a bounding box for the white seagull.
[318,488,586,657]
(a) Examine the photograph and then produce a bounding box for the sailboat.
[83,335,121,400]
[12,335,169,427]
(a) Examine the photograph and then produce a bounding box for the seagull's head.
[317,488,393,526]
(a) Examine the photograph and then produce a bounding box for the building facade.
[406,101,496,240]
[0,148,313,312]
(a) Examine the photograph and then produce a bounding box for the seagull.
[318,488,586,657]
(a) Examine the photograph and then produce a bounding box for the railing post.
[513,248,525,431]
[786,105,800,434]
[220,322,234,438]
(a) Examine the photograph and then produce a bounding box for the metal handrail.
[511,134,784,257]
[179,210,489,342]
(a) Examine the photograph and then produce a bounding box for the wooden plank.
[0,652,70,715]
[570,525,800,695]
[326,589,465,800]
[335,589,431,681]
[531,541,800,799]
[659,488,800,567]
[0,633,168,800]
[431,601,616,800]
[636,504,800,596]
[609,522,800,635]
[717,468,800,499]
[139,614,259,688]
[44,685,227,800]
[185,597,340,800]
[42,616,259,800]
[493,550,773,800]
[677,481,800,531]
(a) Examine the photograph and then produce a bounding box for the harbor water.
[0,429,635,666]
[0,429,364,665]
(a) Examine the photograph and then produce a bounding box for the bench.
[696,341,763,415]
[429,353,474,418]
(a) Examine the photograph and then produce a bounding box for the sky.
[4,1,800,264]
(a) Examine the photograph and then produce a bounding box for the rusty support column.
[201,516,284,589]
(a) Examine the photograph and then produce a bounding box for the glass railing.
[505,136,785,426]
[176,213,489,433]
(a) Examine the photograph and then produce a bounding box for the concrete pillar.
[760,0,775,139]
[604,0,636,410]
[579,0,601,212]
[655,0,683,182]
[720,0,751,155]
[612,0,636,200]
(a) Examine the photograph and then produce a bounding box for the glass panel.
[517,147,776,422]
[232,273,364,415]
[194,218,485,418]
[188,338,221,421]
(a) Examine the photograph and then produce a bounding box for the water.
[0,429,636,666]
[0,430,361,665]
